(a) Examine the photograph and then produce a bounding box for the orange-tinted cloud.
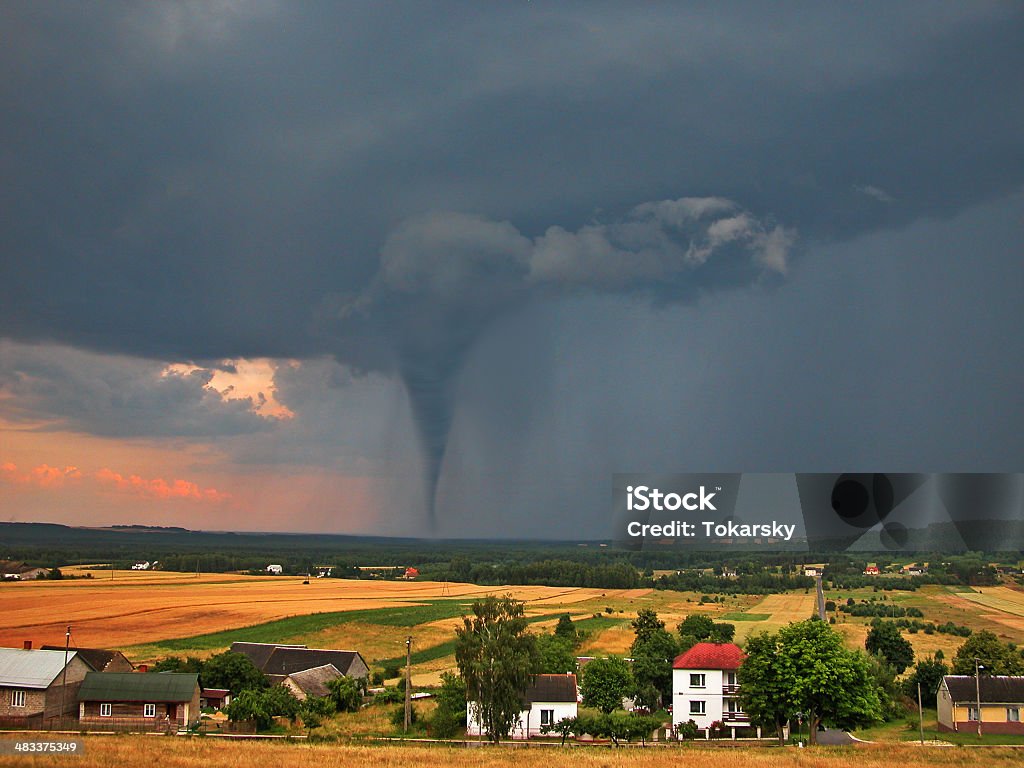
[0,462,81,487]
[94,467,230,503]
[162,358,295,420]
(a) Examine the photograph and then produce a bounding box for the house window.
[100,703,112,717]
[690,700,706,715]
[725,672,737,686]
[144,703,156,718]
[1009,708,1021,722]
[690,673,706,688]
[540,709,554,727]
[11,690,26,708]
[968,706,979,721]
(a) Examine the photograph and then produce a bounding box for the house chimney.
[137,664,148,673]
[23,640,32,650]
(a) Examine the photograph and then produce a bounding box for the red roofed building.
[672,642,758,739]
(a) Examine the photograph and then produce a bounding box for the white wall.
[467,700,578,739]
[673,667,724,730]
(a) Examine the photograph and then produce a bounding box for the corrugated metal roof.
[0,648,79,689]
[78,672,199,703]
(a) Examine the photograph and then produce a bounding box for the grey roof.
[286,664,342,698]
[0,648,79,689]
[78,672,199,703]
[943,675,1024,703]
[41,646,130,672]
[262,647,363,677]
[524,674,578,704]
[230,642,306,671]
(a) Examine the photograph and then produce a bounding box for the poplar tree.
[455,594,537,743]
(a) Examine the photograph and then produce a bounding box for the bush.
[374,687,404,705]
[326,675,363,713]
[430,706,463,738]
[675,718,700,740]
[390,704,418,727]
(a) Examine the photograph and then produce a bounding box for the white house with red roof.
[672,642,758,739]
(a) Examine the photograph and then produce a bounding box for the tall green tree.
[740,620,882,745]
[952,630,1024,675]
[865,621,915,674]
[200,651,267,695]
[630,610,678,710]
[536,633,577,674]
[737,632,793,745]
[580,657,633,714]
[455,595,538,743]
[632,609,666,642]
[903,655,949,700]
[554,614,579,643]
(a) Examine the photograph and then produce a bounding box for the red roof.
[672,642,745,670]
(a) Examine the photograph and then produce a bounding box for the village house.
[265,564,283,575]
[199,688,231,710]
[0,561,48,580]
[937,675,1024,734]
[230,642,369,682]
[863,563,880,576]
[40,646,133,673]
[467,673,579,739]
[78,672,201,731]
[281,664,342,701]
[0,645,92,728]
[672,642,760,739]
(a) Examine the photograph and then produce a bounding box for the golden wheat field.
[0,566,649,651]
[0,737,1019,768]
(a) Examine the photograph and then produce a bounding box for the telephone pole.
[403,636,412,731]
[60,626,71,728]
[917,682,924,745]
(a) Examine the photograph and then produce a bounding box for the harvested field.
[0,737,1019,768]
[0,568,645,654]
[731,592,818,641]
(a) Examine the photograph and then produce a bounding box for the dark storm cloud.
[1,2,1022,530]
[2,1,1020,359]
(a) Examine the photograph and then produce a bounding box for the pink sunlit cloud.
[94,467,231,503]
[0,462,82,488]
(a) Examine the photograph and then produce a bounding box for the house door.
[167,704,177,722]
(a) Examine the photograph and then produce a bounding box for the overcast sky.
[1,2,1022,537]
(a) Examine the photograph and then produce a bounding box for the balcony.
[722,684,740,694]
[723,712,750,723]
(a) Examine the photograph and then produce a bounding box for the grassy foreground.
[1,738,1022,768]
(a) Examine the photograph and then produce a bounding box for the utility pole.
[60,626,70,728]
[975,658,983,737]
[917,682,924,745]
[403,636,412,732]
